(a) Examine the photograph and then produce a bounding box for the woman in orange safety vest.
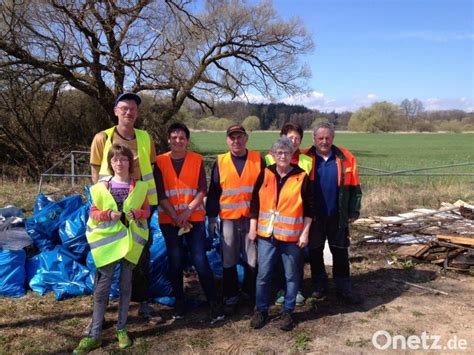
[247,137,315,332]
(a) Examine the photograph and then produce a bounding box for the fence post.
[71,152,75,187]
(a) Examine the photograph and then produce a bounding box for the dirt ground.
[1,235,473,354]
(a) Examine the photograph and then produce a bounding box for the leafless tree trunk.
[0,67,63,177]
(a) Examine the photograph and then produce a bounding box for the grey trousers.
[89,259,135,339]
[221,218,257,268]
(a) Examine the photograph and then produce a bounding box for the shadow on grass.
[0,267,439,353]
[294,267,438,324]
[129,267,439,341]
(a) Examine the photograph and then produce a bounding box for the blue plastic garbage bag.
[84,185,92,208]
[59,204,90,259]
[26,194,84,252]
[207,248,223,279]
[34,193,54,213]
[0,206,24,219]
[27,246,94,300]
[149,226,174,304]
[0,249,26,297]
[0,227,33,250]
[149,209,159,236]
[204,219,243,284]
[86,252,121,299]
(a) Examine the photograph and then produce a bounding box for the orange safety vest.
[217,151,261,219]
[257,168,306,242]
[156,151,205,224]
[302,146,360,187]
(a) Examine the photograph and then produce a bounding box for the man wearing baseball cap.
[88,92,160,327]
[206,124,264,315]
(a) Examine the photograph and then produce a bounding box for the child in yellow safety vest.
[74,144,150,354]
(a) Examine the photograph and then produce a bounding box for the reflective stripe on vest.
[87,181,149,267]
[98,127,157,205]
[122,181,149,264]
[302,145,359,187]
[89,230,128,250]
[256,168,305,242]
[264,153,312,175]
[86,220,119,233]
[218,151,261,219]
[156,151,205,224]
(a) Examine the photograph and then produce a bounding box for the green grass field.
[190,131,474,177]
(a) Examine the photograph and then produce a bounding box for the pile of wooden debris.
[354,200,474,272]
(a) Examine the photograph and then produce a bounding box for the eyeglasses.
[116,106,137,114]
[275,151,292,157]
[111,157,130,164]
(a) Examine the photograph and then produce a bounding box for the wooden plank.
[395,244,430,258]
[437,234,474,246]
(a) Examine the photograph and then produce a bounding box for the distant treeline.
[1,88,473,178]
[184,99,474,133]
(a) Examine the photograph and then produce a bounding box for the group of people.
[74,92,362,353]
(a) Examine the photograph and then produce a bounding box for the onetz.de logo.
[372,330,469,350]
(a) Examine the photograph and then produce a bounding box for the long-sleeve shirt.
[249,165,316,220]
[206,150,265,218]
[90,178,150,222]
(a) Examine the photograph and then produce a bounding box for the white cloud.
[236,92,269,104]
[235,91,473,113]
[281,91,354,112]
[424,97,474,112]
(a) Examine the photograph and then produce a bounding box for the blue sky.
[268,0,473,112]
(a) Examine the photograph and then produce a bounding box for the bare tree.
[400,98,424,121]
[0,0,313,131]
[0,67,63,176]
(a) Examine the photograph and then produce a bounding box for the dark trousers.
[160,221,217,303]
[131,205,156,303]
[309,215,351,293]
[130,236,151,303]
[222,263,256,303]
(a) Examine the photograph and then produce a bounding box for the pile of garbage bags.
[0,188,225,303]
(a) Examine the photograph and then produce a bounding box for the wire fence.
[38,151,474,192]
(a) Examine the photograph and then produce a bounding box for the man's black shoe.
[279,311,294,331]
[250,310,268,329]
[173,299,186,319]
[338,291,362,305]
[223,303,237,316]
[210,302,225,324]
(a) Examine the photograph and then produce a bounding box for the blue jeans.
[256,236,302,313]
[160,221,217,303]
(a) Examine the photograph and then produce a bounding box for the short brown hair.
[107,144,134,175]
[280,122,303,139]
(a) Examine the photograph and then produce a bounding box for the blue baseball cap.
[114,92,141,107]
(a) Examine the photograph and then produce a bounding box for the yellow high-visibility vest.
[86,181,149,267]
[98,127,157,205]
[264,153,312,175]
